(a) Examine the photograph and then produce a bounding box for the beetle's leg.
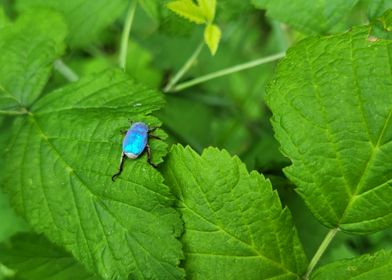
[149,134,161,140]
[112,152,127,182]
[148,126,158,133]
[120,129,127,135]
[146,144,157,168]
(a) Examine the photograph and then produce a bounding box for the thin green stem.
[169,52,286,93]
[163,41,204,92]
[0,108,28,116]
[303,228,339,279]
[119,0,138,70]
[53,59,79,82]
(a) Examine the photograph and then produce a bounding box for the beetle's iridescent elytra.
[112,122,158,182]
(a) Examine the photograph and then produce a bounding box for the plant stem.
[169,52,286,93]
[163,41,204,92]
[53,59,79,82]
[119,0,138,70]
[0,110,27,115]
[303,228,339,279]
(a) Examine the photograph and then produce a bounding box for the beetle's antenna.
[146,145,157,168]
[112,152,127,182]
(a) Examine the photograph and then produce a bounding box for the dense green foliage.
[0,0,391,279]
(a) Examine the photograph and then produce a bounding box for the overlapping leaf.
[0,10,66,110]
[252,0,359,34]
[15,0,127,48]
[0,233,99,280]
[162,145,307,279]
[0,9,184,280]
[312,250,392,279]
[1,70,184,279]
[266,26,392,234]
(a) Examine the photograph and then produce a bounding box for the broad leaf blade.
[15,0,127,48]
[162,145,307,279]
[0,233,99,280]
[311,250,392,279]
[1,70,184,279]
[252,0,359,34]
[266,26,392,234]
[0,10,66,108]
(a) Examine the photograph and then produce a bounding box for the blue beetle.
[112,122,158,182]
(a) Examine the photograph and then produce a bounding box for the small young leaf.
[197,0,216,22]
[252,0,359,34]
[0,10,66,109]
[0,233,100,280]
[167,0,206,24]
[266,25,392,234]
[15,0,127,48]
[162,145,307,279]
[1,70,184,279]
[311,250,392,279]
[204,23,221,55]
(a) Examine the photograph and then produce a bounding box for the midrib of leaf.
[176,163,299,279]
[180,201,298,277]
[338,39,392,224]
[339,108,392,224]
[215,162,257,248]
[0,84,22,108]
[96,200,180,279]
[304,35,392,227]
[303,44,352,221]
[29,113,98,272]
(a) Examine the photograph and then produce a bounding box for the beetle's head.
[131,122,149,133]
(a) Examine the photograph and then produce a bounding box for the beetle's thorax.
[130,122,149,133]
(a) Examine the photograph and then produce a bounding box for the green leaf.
[370,9,392,40]
[311,250,392,279]
[162,145,307,279]
[0,233,100,280]
[379,9,392,31]
[266,26,392,234]
[197,0,216,22]
[216,0,254,21]
[15,0,127,48]
[0,10,66,109]
[368,0,392,20]
[139,0,160,22]
[125,41,163,88]
[204,23,221,55]
[0,191,27,242]
[167,0,206,24]
[1,70,184,279]
[252,0,359,34]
